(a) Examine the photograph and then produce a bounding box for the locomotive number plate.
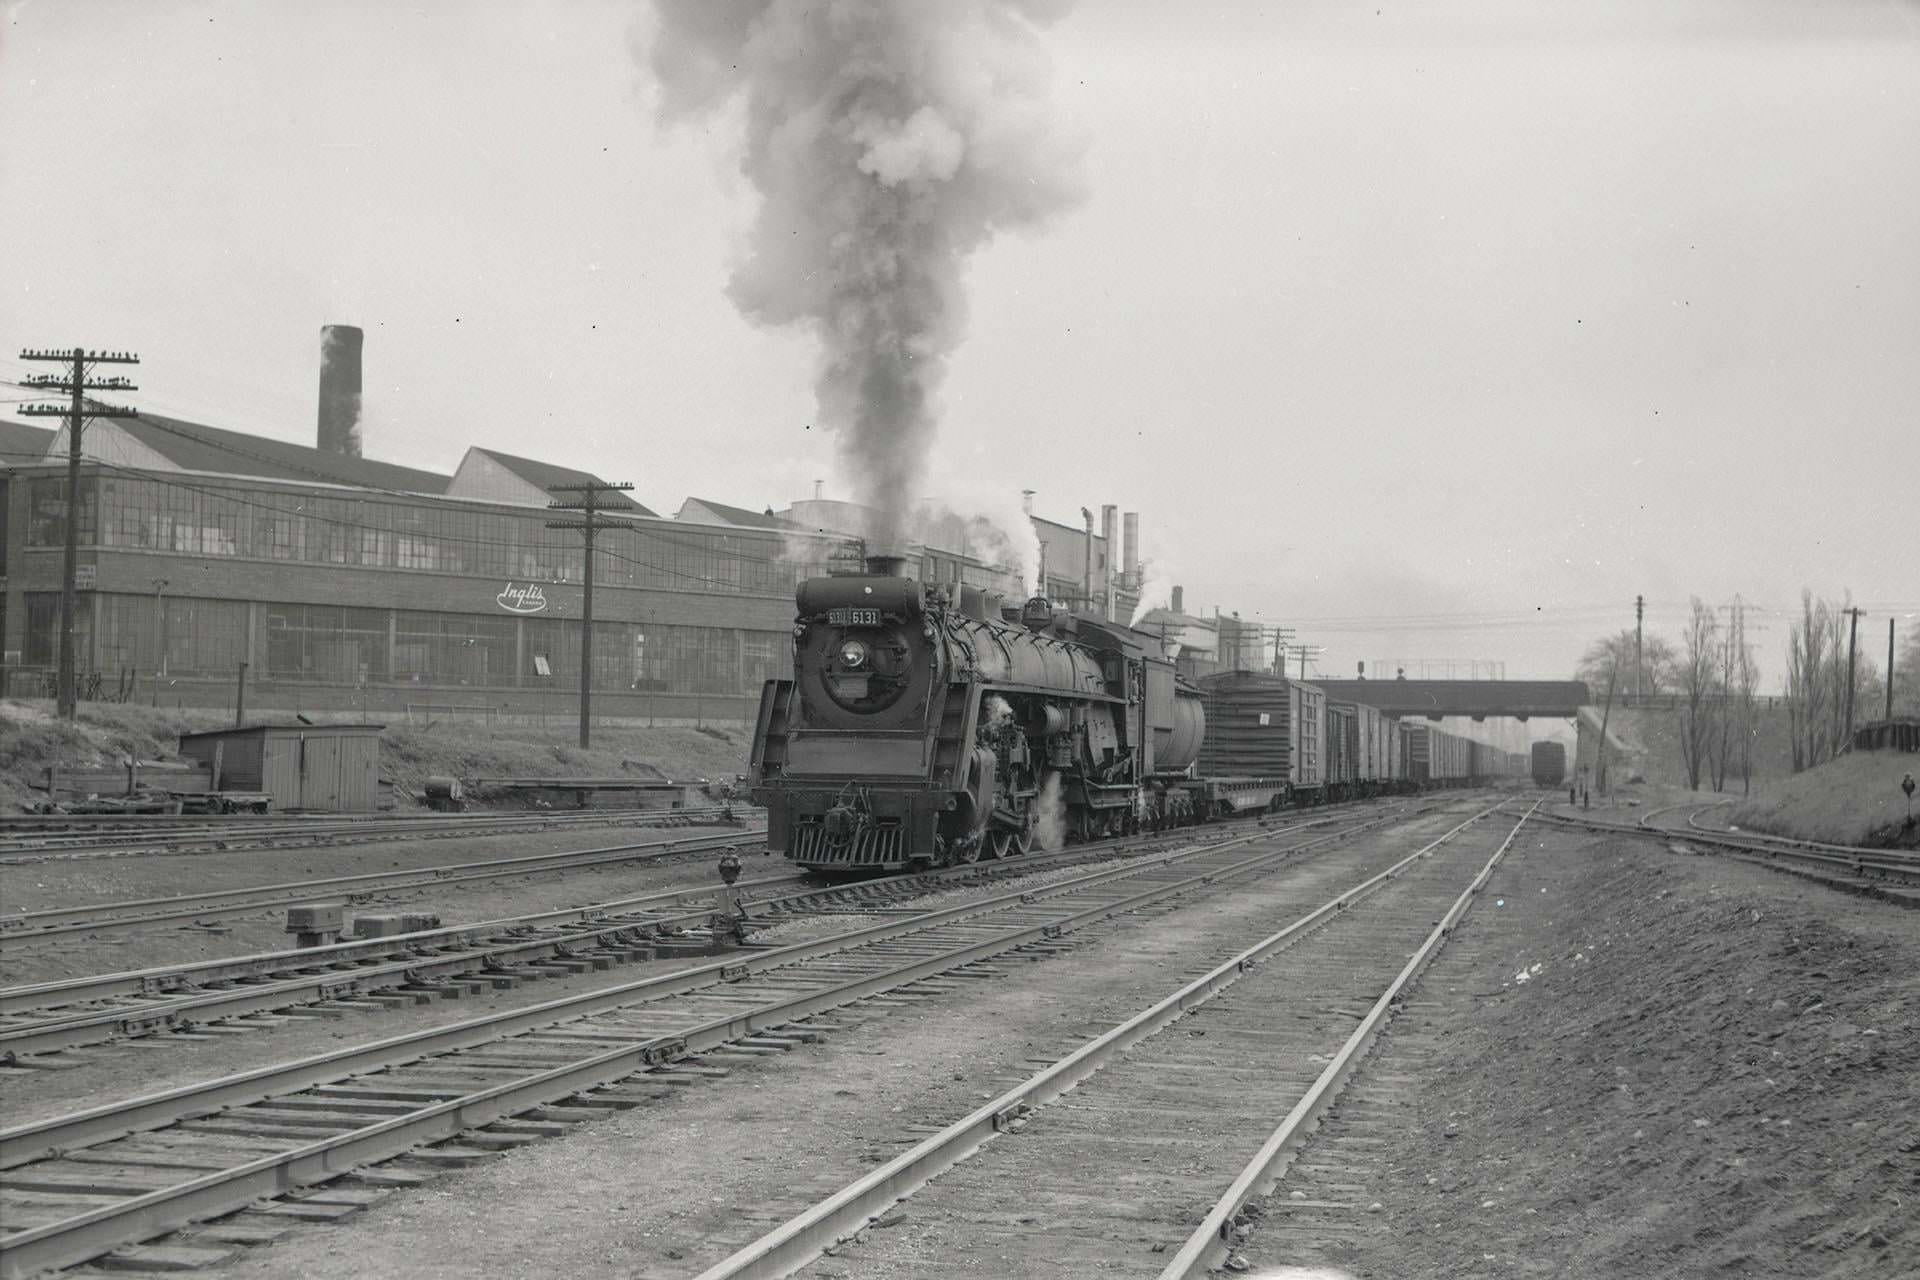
[828,607,882,627]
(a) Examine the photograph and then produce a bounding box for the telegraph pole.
[1888,618,1897,723]
[547,479,634,748]
[18,347,140,719]
[1634,594,1645,701]
[1842,606,1864,746]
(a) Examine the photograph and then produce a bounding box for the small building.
[177,723,384,812]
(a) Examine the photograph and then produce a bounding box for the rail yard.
[6,2,1916,1277]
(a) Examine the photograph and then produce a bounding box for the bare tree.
[1677,598,1718,790]
[1577,629,1677,700]
[1896,621,1920,717]
[1785,590,1831,772]
[1708,600,1740,792]
[1733,604,1760,795]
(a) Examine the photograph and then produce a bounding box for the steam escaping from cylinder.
[1034,771,1066,851]
[648,1,1086,553]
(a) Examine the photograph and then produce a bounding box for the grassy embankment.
[0,699,753,813]
[1726,749,1919,848]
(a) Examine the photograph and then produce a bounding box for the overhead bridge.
[1308,680,1591,722]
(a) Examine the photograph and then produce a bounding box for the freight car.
[1531,740,1568,788]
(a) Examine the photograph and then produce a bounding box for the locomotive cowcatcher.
[747,555,1204,871]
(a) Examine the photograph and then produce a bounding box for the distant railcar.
[1531,741,1568,788]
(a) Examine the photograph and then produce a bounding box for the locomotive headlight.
[838,638,870,669]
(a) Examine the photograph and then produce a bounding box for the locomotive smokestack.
[1122,512,1139,589]
[1021,489,1035,516]
[1172,584,1184,614]
[317,325,363,458]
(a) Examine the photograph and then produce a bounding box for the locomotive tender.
[748,556,1525,872]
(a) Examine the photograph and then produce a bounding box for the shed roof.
[180,723,386,741]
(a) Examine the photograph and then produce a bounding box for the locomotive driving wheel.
[1011,805,1036,855]
[988,828,1014,859]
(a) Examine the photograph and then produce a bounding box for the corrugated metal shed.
[176,724,384,812]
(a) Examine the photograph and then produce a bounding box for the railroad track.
[0,807,1385,1060]
[680,799,1533,1279]
[0,826,765,946]
[1533,808,1920,907]
[0,799,1434,1278]
[0,805,747,864]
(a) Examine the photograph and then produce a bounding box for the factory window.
[27,476,96,546]
[264,603,389,684]
[392,611,515,686]
[22,592,83,669]
[88,593,246,679]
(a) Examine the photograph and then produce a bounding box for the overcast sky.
[3,0,1915,686]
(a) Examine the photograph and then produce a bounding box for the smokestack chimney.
[1100,504,1117,617]
[1021,489,1035,516]
[1122,512,1139,589]
[317,325,364,458]
[814,479,824,501]
[1080,507,1094,613]
[1171,584,1184,614]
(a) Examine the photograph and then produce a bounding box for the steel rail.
[0,807,1370,1014]
[0,806,746,862]
[1156,800,1540,1277]
[1534,809,1920,902]
[686,799,1514,1280]
[0,805,1429,1277]
[0,827,765,943]
[0,809,1367,1054]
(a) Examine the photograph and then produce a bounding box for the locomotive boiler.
[747,556,1204,871]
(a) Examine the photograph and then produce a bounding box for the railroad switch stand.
[712,849,749,944]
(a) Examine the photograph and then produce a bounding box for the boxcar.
[1530,741,1568,788]
[1195,671,1328,808]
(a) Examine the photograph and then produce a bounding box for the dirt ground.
[1242,825,1918,1279]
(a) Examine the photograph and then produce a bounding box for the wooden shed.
[177,724,384,813]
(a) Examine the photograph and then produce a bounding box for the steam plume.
[649,1,1085,553]
[1129,563,1175,627]
[1034,770,1066,851]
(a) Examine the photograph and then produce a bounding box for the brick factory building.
[1,343,1145,724]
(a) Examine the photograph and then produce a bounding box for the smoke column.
[649,0,1085,553]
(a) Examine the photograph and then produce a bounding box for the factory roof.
[67,413,455,495]
[450,447,654,514]
[0,419,56,466]
[676,497,802,530]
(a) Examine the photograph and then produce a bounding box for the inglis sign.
[496,582,549,614]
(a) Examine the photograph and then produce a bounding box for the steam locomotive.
[747,556,1522,872]
[747,555,1203,870]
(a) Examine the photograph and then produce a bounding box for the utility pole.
[1634,594,1645,702]
[1843,606,1864,747]
[1888,618,1897,723]
[18,347,140,720]
[547,479,634,748]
